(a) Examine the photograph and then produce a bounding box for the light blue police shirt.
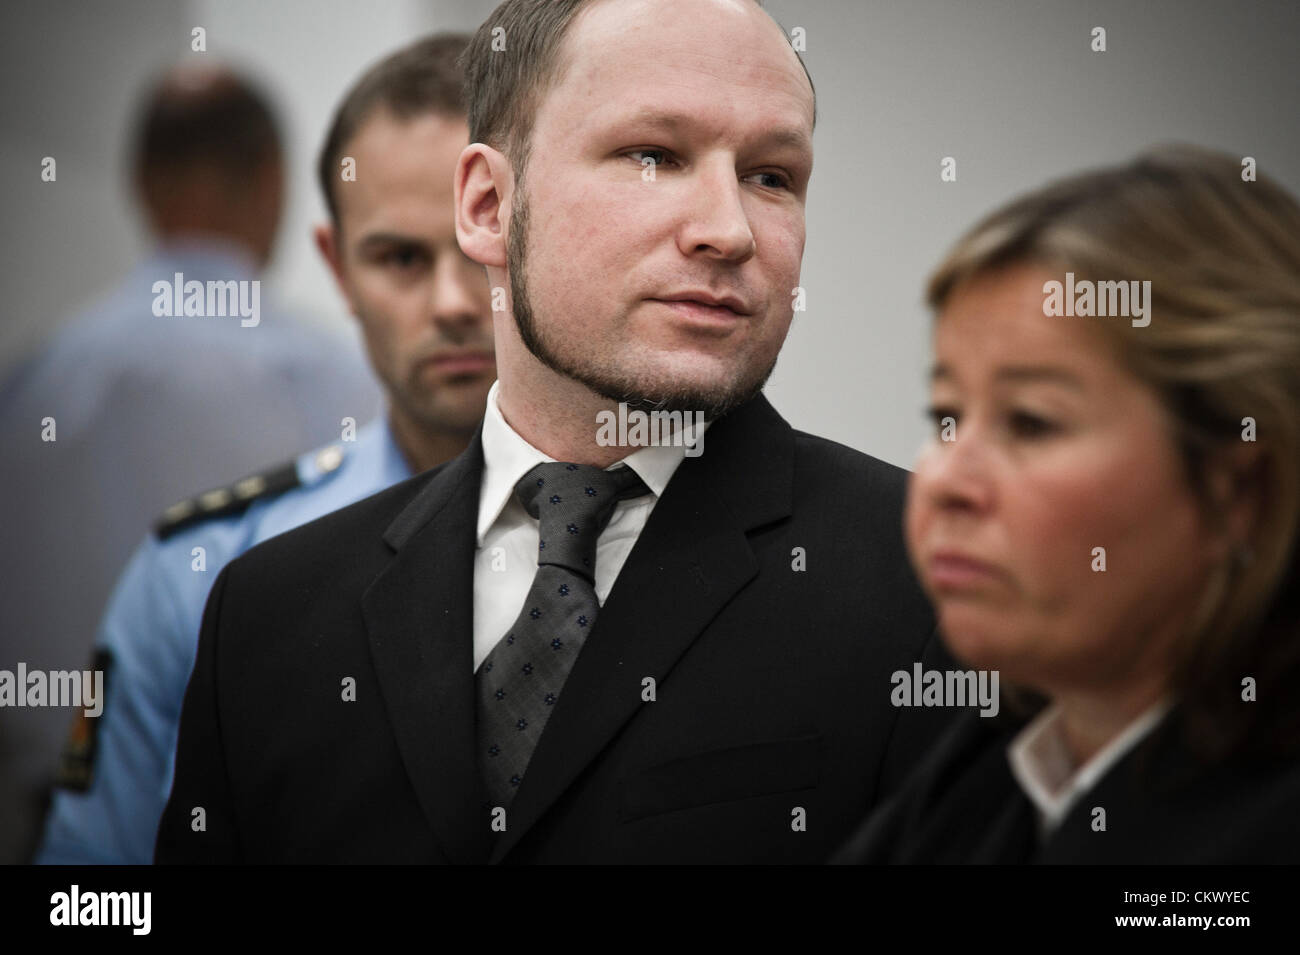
[35,417,412,864]
[0,238,382,862]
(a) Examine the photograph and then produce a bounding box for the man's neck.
[496,371,631,468]
[387,408,475,475]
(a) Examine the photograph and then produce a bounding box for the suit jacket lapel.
[361,429,489,864]
[489,395,796,862]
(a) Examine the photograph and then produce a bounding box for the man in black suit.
[156,0,956,864]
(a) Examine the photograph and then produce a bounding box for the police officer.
[35,33,495,864]
[0,63,385,861]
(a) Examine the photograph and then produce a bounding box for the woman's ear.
[1203,441,1266,560]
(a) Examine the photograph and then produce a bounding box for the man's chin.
[584,366,773,419]
[513,297,775,418]
[409,391,493,432]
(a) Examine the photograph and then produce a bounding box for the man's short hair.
[317,33,470,226]
[132,66,281,185]
[460,0,814,185]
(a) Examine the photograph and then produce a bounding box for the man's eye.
[624,151,792,191]
[626,148,674,169]
[381,248,427,269]
[745,171,794,191]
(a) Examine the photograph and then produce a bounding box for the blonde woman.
[836,146,1300,863]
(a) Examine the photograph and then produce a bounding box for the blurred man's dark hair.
[129,64,285,267]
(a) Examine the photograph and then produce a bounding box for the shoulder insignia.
[53,648,113,792]
[154,458,303,540]
[314,444,345,475]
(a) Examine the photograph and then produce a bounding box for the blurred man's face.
[325,110,495,435]
[241,153,286,269]
[505,0,814,416]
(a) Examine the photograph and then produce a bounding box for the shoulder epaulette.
[154,458,304,541]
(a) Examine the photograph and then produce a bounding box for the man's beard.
[505,182,776,420]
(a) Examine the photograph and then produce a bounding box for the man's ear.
[313,221,357,316]
[455,143,510,270]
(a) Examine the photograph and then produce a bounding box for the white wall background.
[3,0,1297,469]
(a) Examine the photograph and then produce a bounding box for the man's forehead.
[351,109,467,156]
[551,0,813,128]
[582,102,812,155]
[346,113,464,189]
[338,113,463,233]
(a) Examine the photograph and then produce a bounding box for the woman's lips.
[927,551,1004,590]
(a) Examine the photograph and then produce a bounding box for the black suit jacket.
[832,705,1300,864]
[155,394,957,863]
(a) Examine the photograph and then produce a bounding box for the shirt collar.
[1007,698,1172,835]
[476,379,704,545]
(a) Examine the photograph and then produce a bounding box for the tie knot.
[515,461,649,580]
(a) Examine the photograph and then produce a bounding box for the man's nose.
[676,157,756,263]
[430,252,490,332]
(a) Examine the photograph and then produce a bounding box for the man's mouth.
[652,290,753,316]
[423,350,495,376]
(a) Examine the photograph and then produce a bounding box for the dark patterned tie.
[477,461,651,809]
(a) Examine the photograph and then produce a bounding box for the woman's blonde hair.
[926,145,1300,761]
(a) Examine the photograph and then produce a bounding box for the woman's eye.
[1007,411,1058,439]
[926,405,958,435]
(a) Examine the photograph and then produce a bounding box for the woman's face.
[907,264,1223,699]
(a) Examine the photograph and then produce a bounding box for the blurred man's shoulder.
[153,423,416,554]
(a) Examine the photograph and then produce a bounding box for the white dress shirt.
[471,380,706,671]
[1007,698,1172,838]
